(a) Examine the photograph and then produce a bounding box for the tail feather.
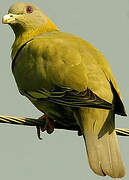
[75,108,125,178]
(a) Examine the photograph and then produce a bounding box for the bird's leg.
[36,114,54,140]
[36,114,82,139]
[51,121,83,136]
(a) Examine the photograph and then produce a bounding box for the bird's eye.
[26,6,33,14]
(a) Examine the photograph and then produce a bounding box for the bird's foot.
[36,114,54,140]
[78,128,82,136]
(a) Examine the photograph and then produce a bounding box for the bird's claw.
[36,115,54,140]
[36,126,43,140]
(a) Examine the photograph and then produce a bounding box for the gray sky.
[1,0,129,179]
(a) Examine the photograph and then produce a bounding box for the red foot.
[36,114,54,140]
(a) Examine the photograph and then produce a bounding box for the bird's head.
[2,2,59,38]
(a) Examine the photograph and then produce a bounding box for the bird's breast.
[12,47,52,91]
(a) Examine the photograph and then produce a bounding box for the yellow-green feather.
[11,18,59,60]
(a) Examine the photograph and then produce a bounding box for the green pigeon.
[2,2,127,178]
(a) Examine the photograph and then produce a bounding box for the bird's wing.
[12,32,126,114]
[21,87,112,109]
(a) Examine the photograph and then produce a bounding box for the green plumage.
[3,2,127,178]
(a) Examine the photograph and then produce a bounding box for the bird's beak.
[2,13,17,24]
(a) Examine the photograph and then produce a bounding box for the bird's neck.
[11,18,59,60]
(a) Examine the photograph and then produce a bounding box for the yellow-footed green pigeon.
[2,2,127,178]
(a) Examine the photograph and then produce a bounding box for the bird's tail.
[74,108,125,178]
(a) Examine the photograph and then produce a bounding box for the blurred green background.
[1,0,129,179]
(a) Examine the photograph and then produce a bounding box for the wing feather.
[22,88,112,110]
